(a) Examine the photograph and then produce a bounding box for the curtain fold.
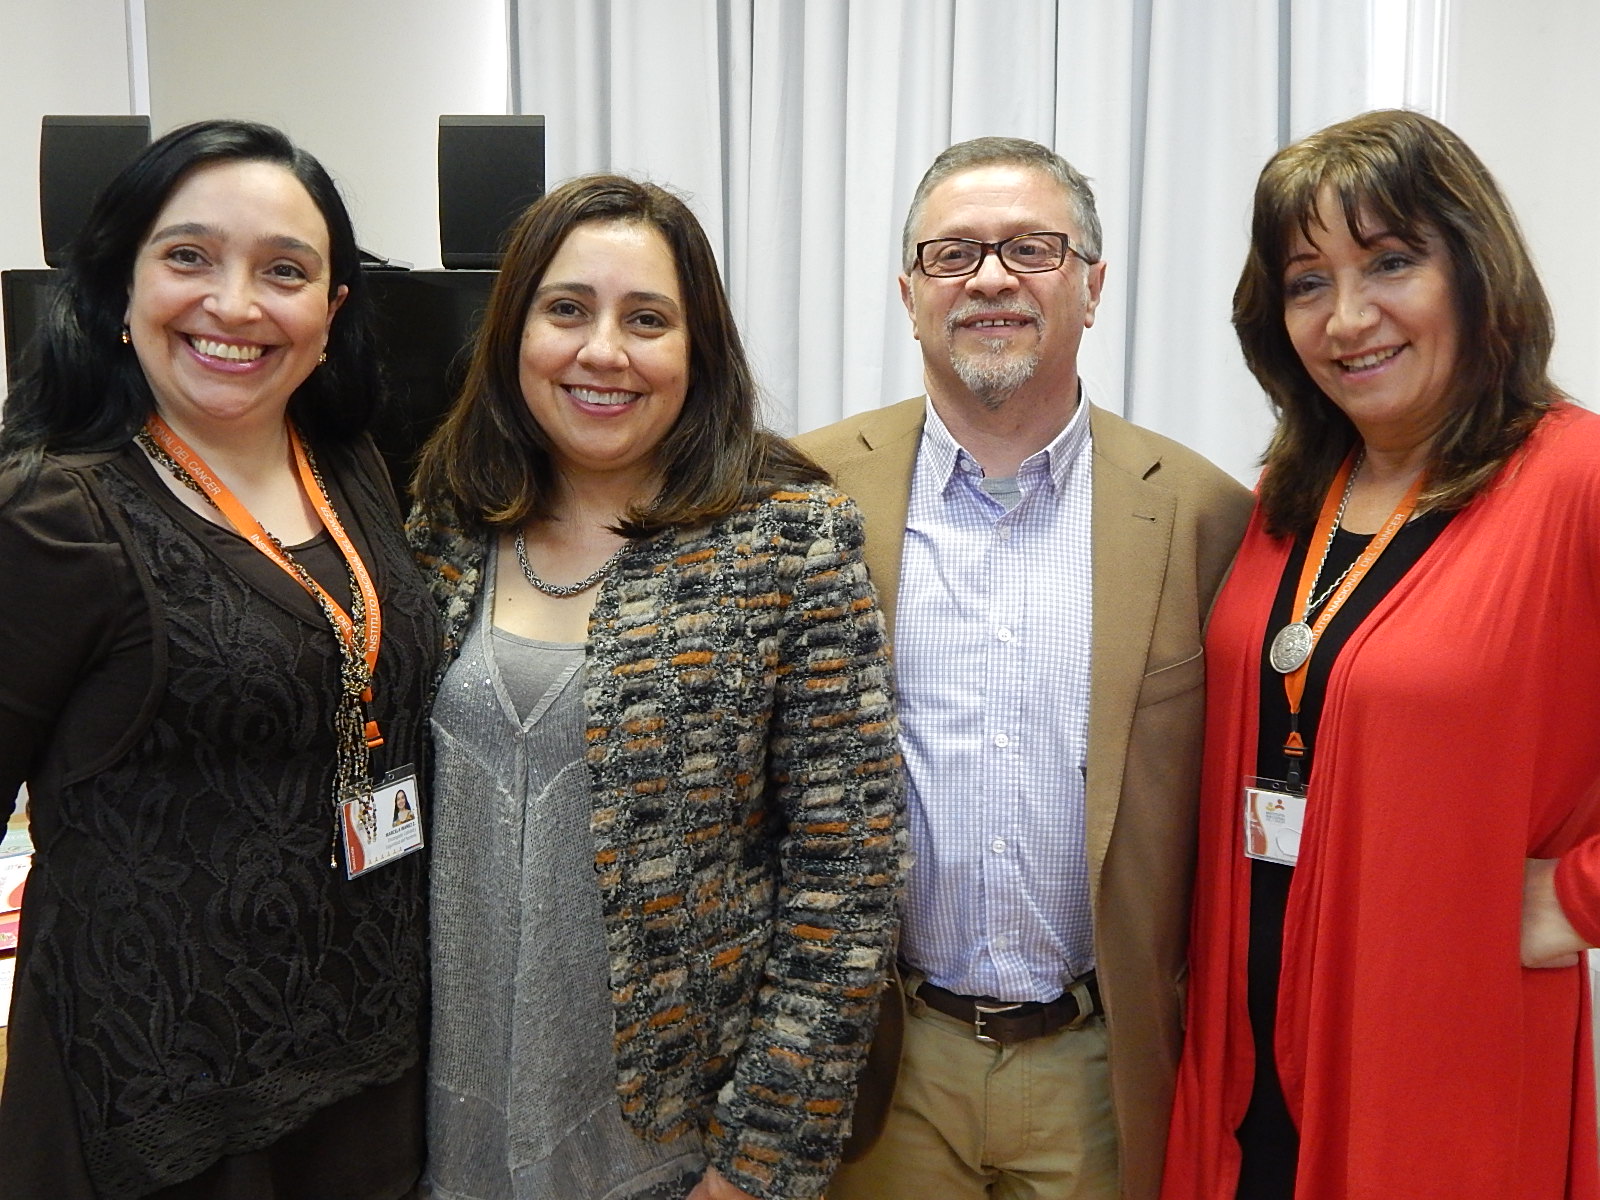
[512,0,1417,482]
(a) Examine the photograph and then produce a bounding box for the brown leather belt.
[913,974,1101,1045]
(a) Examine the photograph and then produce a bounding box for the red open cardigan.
[1164,402,1600,1199]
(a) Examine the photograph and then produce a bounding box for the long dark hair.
[1235,109,1555,538]
[411,173,824,536]
[1,119,380,463]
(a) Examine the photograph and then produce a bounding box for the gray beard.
[942,296,1047,411]
[952,340,1041,411]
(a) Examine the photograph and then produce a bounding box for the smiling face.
[125,158,345,441]
[901,163,1104,412]
[518,219,689,496]
[1282,187,1461,455]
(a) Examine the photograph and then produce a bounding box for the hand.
[1521,857,1591,968]
[685,1165,762,1200]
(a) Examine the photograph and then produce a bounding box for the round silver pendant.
[1268,621,1314,674]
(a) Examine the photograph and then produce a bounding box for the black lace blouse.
[0,438,439,1198]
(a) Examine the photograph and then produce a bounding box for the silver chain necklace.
[513,528,625,598]
[1302,451,1364,618]
[1306,555,1359,617]
[1267,451,1363,674]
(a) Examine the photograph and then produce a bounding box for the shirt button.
[991,838,1007,854]
[996,626,1014,642]
[997,526,1012,541]
[994,733,1010,748]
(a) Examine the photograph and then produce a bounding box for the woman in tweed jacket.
[409,175,905,1200]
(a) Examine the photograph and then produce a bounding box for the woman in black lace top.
[0,120,438,1198]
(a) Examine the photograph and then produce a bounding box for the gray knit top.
[424,554,700,1199]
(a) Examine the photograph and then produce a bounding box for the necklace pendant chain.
[1301,450,1363,623]
[1267,451,1365,678]
[514,528,626,598]
[138,419,383,856]
[1306,558,1358,618]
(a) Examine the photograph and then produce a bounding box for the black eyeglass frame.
[912,230,1098,278]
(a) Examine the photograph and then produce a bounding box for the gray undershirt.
[979,474,1022,510]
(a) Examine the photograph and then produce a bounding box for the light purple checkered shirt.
[895,396,1095,1003]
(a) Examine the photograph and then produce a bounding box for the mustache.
[943,296,1045,337]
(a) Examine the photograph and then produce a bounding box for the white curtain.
[513,0,1424,482]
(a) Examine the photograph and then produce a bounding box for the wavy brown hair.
[411,174,823,536]
[1235,109,1555,538]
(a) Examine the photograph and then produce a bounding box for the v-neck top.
[425,552,703,1200]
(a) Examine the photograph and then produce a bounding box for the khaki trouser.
[829,987,1117,1200]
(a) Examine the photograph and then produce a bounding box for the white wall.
[1442,0,1600,410]
[144,0,509,270]
[0,0,135,389]
[0,0,508,394]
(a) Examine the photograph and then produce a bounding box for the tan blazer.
[795,396,1252,1200]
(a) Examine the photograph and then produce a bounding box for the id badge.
[340,766,424,880]
[1242,778,1305,867]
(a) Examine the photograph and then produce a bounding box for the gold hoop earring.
[120,327,131,345]
[318,351,328,365]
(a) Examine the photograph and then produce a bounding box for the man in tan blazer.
[796,138,1251,1200]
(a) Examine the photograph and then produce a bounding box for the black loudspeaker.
[39,115,152,267]
[2,269,63,380]
[438,115,545,269]
[364,268,496,498]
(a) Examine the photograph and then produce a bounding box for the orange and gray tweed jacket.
[408,481,906,1200]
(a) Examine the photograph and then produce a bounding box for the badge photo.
[340,768,424,879]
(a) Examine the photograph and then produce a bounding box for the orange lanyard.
[143,414,384,749]
[1274,449,1423,772]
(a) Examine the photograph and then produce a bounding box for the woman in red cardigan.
[1162,109,1600,1199]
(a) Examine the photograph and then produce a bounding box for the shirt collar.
[917,400,969,488]
[920,386,1094,491]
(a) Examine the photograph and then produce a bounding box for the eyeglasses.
[913,231,1096,278]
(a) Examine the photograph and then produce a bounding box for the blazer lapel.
[1083,405,1176,900]
[824,397,925,642]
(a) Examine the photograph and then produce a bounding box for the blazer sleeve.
[705,488,908,1199]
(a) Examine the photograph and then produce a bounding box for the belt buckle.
[972,1000,1023,1045]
